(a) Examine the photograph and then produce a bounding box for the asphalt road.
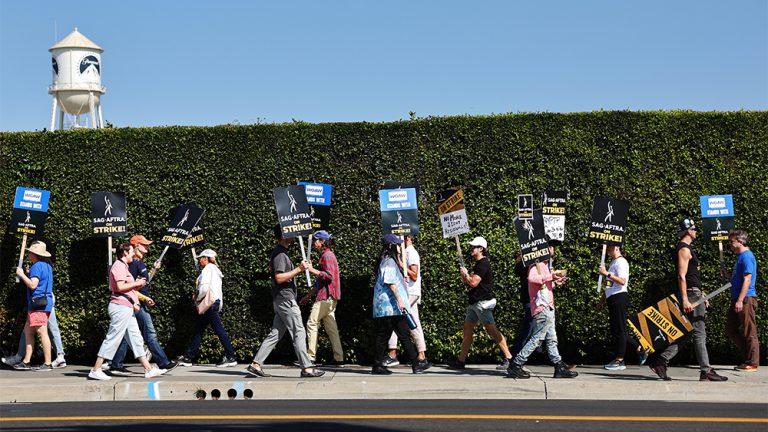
[1,399,766,432]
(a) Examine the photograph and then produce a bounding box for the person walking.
[109,235,178,376]
[12,241,55,371]
[648,219,727,382]
[371,234,430,375]
[723,229,759,372]
[177,249,237,367]
[246,225,324,378]
[299,230,344,366]
[88,243,167,380]
[384,234,429,367]
[447,236,513,370]
[597,244,647,370]
[507,242,577,379]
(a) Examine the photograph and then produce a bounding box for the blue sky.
[1,1,766,132]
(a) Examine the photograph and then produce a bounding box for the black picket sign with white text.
[274,185,313,239]
[90,192,127,237]
[159,204,205,249]
[514,210,551,267]
[587,197,629,246]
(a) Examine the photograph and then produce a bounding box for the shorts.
[28,311,50,327]
[465,302,495,325]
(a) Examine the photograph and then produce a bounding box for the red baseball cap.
[129,235,153,246]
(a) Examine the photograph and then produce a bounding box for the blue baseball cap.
[313,230,331,240]
[382,234,403,245]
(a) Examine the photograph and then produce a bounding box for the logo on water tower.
[52,58,58,75]
[79,55,100,75]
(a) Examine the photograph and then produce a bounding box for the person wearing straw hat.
[177,248,237,368]
[4,241,67,370]
[246,224,324,378]
[89,243,167,380]
[447,236,513,370]
[13,241,55,371]
[300,230,344,366]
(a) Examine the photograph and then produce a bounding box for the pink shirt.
[109,260,139,310]
[527,261,555,317]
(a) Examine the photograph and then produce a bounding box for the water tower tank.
[48,28,106,128]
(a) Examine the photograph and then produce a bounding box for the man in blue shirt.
[723,229,759,372]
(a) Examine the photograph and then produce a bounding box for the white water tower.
[48,28,106,130]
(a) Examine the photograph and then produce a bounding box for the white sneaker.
[101,362,111,371]
[144,367,167,379]
[52,355,67,368]
[89,369,112,381]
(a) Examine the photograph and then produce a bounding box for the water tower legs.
[50,97,58,131]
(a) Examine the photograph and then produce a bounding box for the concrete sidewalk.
[1,363,765,403]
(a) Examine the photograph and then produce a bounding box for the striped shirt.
[314,248,341,301]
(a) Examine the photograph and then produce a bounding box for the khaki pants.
[306,298,343,362]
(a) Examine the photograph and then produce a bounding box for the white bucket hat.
[28,241,51,258]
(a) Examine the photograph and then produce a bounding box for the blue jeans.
[185,300,235,360]
[111,305,171,368]
[513,308,562,366]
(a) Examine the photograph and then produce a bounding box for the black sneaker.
[412,359,432,374]
[382,355,399,367]
[371,366,393,375]
[650,360,672,381]
[12,361,31,371]
[300,369,325,378]
[506,362,530,379]
[216,357,237,368]
[35,363,53,372]
[177,355,193,367]
[496,358,511,370]
[246,364,269,378]
[553,362,578,378]
[446,358,466,370]
[700,368,728,382]
[159,361,179,371]
[109,366,135,377]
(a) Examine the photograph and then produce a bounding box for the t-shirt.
[129,259,150,297]
[270,244,297,303]
[527,262,555,317]
[405,245,422,297]
[514,260,530,306]
[27,261,53,312]
[372,255,410,318]
[109,260,139,310]
[467,257,494,304]
[731,249,757,299]
[604,256,629,298]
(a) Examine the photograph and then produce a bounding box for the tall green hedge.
[1,111,766,366]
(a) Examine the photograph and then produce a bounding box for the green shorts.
[465,302,495,325]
